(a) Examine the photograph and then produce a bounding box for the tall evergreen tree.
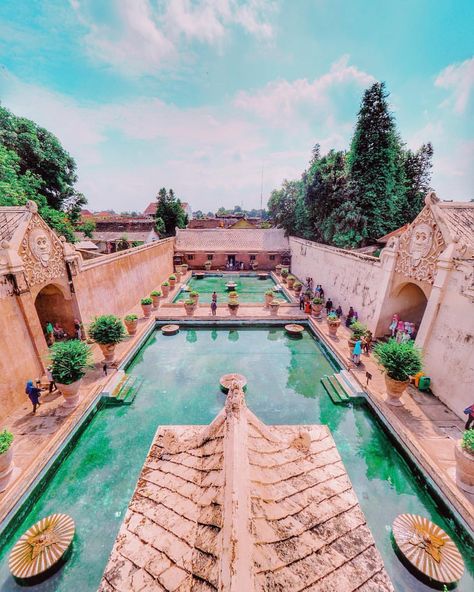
[347,82,405,243]
[399,143,433,225]
[154,188,187,237]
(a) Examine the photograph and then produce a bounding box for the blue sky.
[0,0,472,213]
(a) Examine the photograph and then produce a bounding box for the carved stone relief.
[395,208,445,284]
[19,217,67,287]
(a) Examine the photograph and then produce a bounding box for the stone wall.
[289,237,388,331]
[183,251,284,270]
[73,238,174,324]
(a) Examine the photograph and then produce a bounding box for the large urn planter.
[99,343,116,363]
[293,282,302,294]
[204,261,212,271]
[312,304,323,318]
[0,432,14,493]
[455,442,474,493]
[161,283,170,297]
[264,292,274,307]
[169,276,177,289]
[184,301,196,316]
[141,299,153,318]
[327,318,341,338]
[275,264,282,277]
[124,316,138,336]
[181,264,188,273]
[287,276,295,289]
[175,270,182,283]
[228,302,239,317]
[269,300,280,315]
[190,291,199,304]
[151,292,161,309]
[57,379,82,408]
[384,375,409,406]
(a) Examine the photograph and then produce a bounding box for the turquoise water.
[0,327,472,591]
[172,272,290,303]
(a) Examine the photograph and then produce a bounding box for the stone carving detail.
[395,208,445,283]
[20,218,67,286]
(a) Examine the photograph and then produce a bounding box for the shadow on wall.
[376,281,428,337]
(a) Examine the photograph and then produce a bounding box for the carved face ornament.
[29,228,52,267]
[409,223,433,267]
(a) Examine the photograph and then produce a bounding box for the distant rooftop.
[175,227,288,252]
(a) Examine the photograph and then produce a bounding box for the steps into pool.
[321,371,365,405]
[104,375,144,406]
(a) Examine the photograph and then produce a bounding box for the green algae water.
[172,272,290,303]
[0,326,472,591]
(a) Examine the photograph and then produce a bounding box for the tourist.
[46,366,56,393]
[25,380,41,414]
[345,307,355,327]
[74,319,82,340]
[304,296,311,315]
[53,322,66,340]
[299,292,305,310]
[319,286,325,300]
[335,305,343,318]
[103,363,108,376]
[45,321,54,345]
[400,331,411,343]
[325,298,333,315]
[309,278,314,291]
[362,331,372,355]
[396,319,405,343]
[463,404,474,430]
[352,340,362,366]
[389,315,399,338]
[315,283,322,296]
[210,298,217,316]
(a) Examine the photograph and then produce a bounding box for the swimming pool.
[0,326,472,591]
[172,272,291,303]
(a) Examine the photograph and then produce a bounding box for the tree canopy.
[154,188,187,237]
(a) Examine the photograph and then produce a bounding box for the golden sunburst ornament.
[9,514,75,581]
[392,514,464,585]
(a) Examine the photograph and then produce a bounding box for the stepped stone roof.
[99,382,393,592]
[175,227,289,252]
[437,202,474,256]
[0,206,31,243]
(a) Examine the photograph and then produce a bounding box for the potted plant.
[348,321,368,349]
[293,281,302,293]
[281,268,289,283]
[175,269,182,282]
[269,299,281,315]
[0,429,14,492]
[275,264,283,277]
[89,315,126,363]
[312,297,324,317]
[50,340,93,408]
[228,291,238,301]
[124,314,138,335]
[287,275,296,289]
[175,264,183,274]
[181,263,189,273]
[150,290,162,309]
[169,274,177,289]
[141,297,153,318]
[204,260,212,271]
[161,281,170,297]
[455,430,474,493]
[264,289,274,307]
[373,339,423,406]
[189,290,199,304]
[184,299,196,316]
[326,312,341,337]
[227,299,239,316]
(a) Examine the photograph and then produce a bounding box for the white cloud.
[71,0,277,75]
[435,56,474,114]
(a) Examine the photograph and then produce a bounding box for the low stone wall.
[183,251,284,270]
[74,238,174,324]
[289,237,386,330]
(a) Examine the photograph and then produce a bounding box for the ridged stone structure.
[99,380,393,591]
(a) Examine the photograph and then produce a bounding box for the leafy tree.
[154,188,187,237]
[347,82,405,243]
[77,219,96,239]
[268,179,308,236]
[399,143,433,225]
[193,210,204,219]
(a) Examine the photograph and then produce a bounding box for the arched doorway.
[34,284,75,343]
[377,282,428,337]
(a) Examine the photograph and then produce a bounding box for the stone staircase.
[321,370,365,405]
[104,375,144,406]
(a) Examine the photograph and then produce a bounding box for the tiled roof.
[90,231,158,243]
[143,202,157,216]
[0,207,30,242]
[100,382,393,592]
[438,202,474,255]
[175,228,289,252]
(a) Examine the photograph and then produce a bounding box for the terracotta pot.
[57,378,82,408]
[455,442,474,493]
[384,375,409,406]
[169,278,176,289]
[190,294,199,304]
[228,304,239,317]
[312,304,323,317]
[124,319,138,335]
[184,303,195,316]
[161,284,170,297]
[151,295,161,309]
[287,277,295,289]
[264,293,273,307]
[99,343,116,363]
[294,285,302,293]
[181,264,189,272]
[269,303,280,315]
[0,447,14,493]
[141,303,152,318]
[275,266,282,277]
[327,320,340,337]
[175,264,183,274]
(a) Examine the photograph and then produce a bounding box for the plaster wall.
[422,265,474,418]
[183,251,284,270]
[73,238,174,324]
[289,237,387,332]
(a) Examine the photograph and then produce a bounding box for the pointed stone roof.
[99,381,393,592]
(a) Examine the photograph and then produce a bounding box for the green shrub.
[312,297,324,305]
[281,268,289,277]
[169,274,176,280]
[0,429,14,455]
[49,340,93,384]
[161,281,169,287]
[141,297,152,305]
[461,430,474,454]
[190,291,199,297]
[184,299,195,306]
[349,321,368,339]
[373,339,423,382]
[265,289,274,296]
[293,281,302,288]
[124,314,138,322]
[229,291,238,298]
[150,290,161,297]
[89,315,126,345]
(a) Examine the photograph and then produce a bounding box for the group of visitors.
[25,367,57,414]
[226,261,245,271]
[388,314,417,342]
[44,319,83,345]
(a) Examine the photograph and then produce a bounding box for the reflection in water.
[228,329,239,342]
[186,330,197,343]
[211,329,218,341]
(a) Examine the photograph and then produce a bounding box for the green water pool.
[172,272,290,303]
[0,326,472,591]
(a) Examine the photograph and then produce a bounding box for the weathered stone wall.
[422,263,474,417]
[289,237,387,331]
[73,238,174,324]
[183,251,284,270]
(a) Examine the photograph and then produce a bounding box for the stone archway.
[34,284,75,343]
[376,281,429,337]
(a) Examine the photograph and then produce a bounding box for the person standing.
[464,404,474,430]
[299,292,305,310]
[325,298,333,315]
[74,319,82,340]
[335,305,342,318]
[210,299,217,316]
[352,340,362,366]
[362,331,372,355]
[45,321,54,346]
[26,380,41,414]
[345,307,355,327]
[46,366,56,393]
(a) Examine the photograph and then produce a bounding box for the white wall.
[289,237,387,331]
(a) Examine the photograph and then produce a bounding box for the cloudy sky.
[0,0,472,213]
